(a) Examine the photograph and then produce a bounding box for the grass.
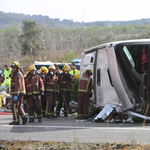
[1,140,150,150]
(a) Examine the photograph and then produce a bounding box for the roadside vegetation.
[1,140,150,150]
[0,20,150,72]
[1,21,150,149]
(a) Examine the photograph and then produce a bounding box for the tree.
[20,20,43,59]
[64,50,75,63]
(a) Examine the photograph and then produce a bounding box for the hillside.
[1,11,150,29]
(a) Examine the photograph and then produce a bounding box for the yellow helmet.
[39,66,48,75]
[62,64,71,72]
[28,65,37,73]
[11,61,20,68]
[85,69,93,75]
[74,73,80,79]
[48,65,56,70]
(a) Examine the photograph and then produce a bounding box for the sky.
[0,0,150,22]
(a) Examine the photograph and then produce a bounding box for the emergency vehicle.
[33,60,80,71]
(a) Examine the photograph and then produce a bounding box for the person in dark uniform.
[76,69,93,119]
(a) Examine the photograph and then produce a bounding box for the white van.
[80,39,150,112]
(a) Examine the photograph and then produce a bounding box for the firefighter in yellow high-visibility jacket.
[4,65,12,93]
[69,63,80,77]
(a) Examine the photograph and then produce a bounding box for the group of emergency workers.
[0,61,93,125]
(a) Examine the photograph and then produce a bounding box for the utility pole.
[82,9,84,22]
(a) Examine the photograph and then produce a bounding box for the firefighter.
[44,65,58,118]
[56,64,74,117]
[69,63,80,76]
[25,65,44,123]
[71,73,80,102]
[39,66,48,117]
[54,64,62,74]
[53,67,61,109]
[9,61,27,125]
[0,70,5,86]
[4,64,12,93]
[76,69,93,119]
[55,67,61,77]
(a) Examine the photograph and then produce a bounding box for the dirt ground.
[0,140,150,150]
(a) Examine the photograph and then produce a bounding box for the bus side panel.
[96,48,120,107]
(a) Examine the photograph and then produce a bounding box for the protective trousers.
[26,95,43,119]
[56,93,63,115]
[77,93,89,116]
[41,95,46,115]
[46,92,55,116]
[11,95,26,123]
[56,91,71,115]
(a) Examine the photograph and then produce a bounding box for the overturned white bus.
[80,39,150,118]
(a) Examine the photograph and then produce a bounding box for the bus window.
[97,69,101,86]
[123,46,135,68]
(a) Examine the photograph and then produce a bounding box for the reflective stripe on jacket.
[44,72,58,93]
[58,73,74,91]
[10,71,26,95]
[78,73,92,94]
[25,73,44,95]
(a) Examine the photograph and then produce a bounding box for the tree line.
[1,11,150,29]
[0,20,150,71]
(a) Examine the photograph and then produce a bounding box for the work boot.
[50,114,58,118]
[22,115,28,125]
[81,115,88,119]
[64,114,68,117]
[46,115,57,118]
[56,113,60,117]
[9,121,19,125]
[43,112,46,117]
[28,118,34,123]
[46,115,50,118]
[38,118,42,122]
[75,116,84,120]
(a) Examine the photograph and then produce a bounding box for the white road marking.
[1,125,150,131]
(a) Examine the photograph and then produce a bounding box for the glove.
[89,92,92,98]
[40,91,44,96]
[14,95,18,101]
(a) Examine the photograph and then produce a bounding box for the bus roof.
[83,39,150,53]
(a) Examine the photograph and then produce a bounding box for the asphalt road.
[0,114,150,144]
